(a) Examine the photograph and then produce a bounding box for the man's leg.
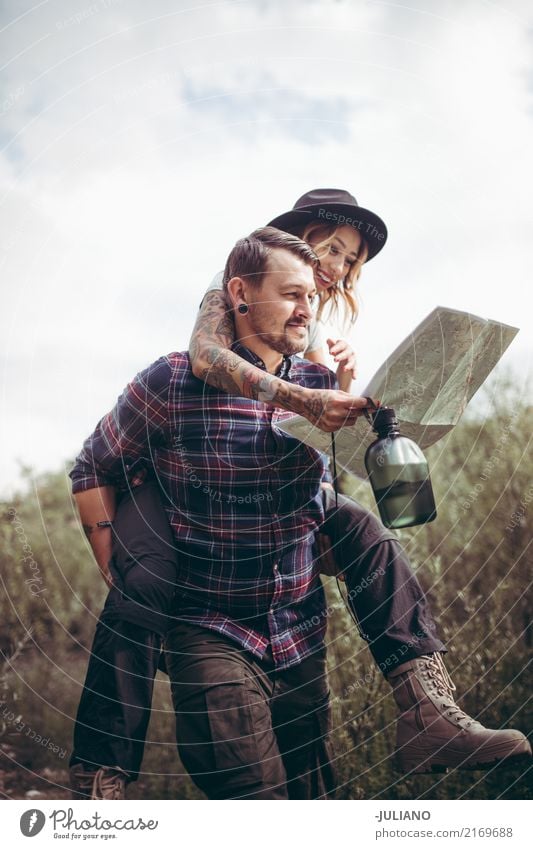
[165,624,288,800]
[270,647,336,800]
[320,487,531,773]
[70,481,178,796]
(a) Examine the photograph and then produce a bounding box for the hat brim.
[267,203,387,261]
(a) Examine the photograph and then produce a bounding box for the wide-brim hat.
[267,188,387,261]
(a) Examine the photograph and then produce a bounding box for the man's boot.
[387,653,531,774]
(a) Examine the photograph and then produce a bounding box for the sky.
[1,0,532,495]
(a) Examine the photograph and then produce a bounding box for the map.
[277,307,519,478]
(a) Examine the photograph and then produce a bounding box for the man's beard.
[259,328,307,357]
[248,304,309,356]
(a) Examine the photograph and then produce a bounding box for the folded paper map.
[277,307,519,478]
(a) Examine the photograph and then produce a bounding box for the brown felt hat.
[267,188,388,261]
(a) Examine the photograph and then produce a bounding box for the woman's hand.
[327,337,357,377]
[327,337,357,391]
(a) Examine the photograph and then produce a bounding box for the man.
[69,228,530,800]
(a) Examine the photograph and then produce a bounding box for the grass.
[1,617,531,800]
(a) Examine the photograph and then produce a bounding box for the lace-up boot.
[70,764,128,799]
[387,653,531,774]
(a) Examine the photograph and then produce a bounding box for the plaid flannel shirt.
[70,343,337,669]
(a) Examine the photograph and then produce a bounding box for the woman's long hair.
[295,221,368,328]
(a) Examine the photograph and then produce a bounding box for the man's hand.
[298,388,372,432]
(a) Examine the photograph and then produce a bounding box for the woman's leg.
[70,481,178,789]
[319,487,445,670]
[319,488,531,774]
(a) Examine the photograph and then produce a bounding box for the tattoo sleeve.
[188,289,311,414]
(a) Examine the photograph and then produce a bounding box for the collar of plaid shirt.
[230,340,293,380]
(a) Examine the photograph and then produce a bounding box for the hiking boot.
[69,763,95,799]
[387,653,532,774]
[69,763,128,799]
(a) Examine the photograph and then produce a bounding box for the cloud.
[1,0,532,491]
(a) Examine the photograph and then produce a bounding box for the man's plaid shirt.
[70,343,337,669]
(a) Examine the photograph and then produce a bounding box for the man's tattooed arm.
[189,290,309,409]
[189,291,235,364]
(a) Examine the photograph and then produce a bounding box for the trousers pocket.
[204,684,264,783]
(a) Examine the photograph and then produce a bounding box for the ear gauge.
[237,303,249,315]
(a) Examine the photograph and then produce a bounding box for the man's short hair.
[222,226,319,289]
